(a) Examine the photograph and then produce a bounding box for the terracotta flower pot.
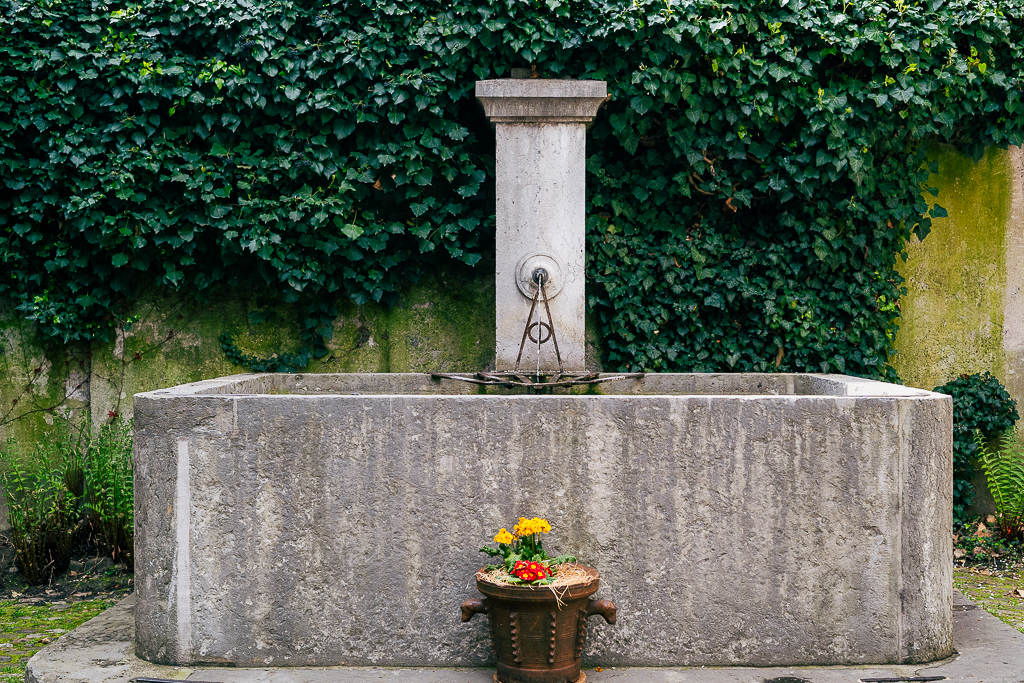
[461,565,616,683]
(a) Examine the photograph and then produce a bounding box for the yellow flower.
[494,528,514,544]
[513,517,551,536]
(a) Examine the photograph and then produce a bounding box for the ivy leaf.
[333,120,355,139]
[284,85,302,100]
[341,224,363,239]
[620,130,640,155]
[891,88,914,103]
[630,95,653,115]
[414,168,434,185]
[704,293,724,308]
[768,63,789,81]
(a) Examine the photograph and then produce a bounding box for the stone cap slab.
[475,79,607,123]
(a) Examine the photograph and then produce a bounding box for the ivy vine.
[218,301,337,373]
[1,0,1022,378]
[934,372,1020,521]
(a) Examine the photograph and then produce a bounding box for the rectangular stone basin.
[134,372,952,668]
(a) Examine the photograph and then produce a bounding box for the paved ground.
[24,591,1024,683]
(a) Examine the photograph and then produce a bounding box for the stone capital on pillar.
[475,79,607,124]
[476,79,607,372]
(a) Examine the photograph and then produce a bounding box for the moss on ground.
[954,566,1024,634]
[0,598,117,680]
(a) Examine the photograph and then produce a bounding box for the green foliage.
[84,420,134,569]
[976,427,1024,542]
[954,516,1024,570]
[0,433,83,584]
[934,372,1020,520]
[2,0,1024,376]
[0,416,134,583]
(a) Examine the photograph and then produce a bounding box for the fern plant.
[84,420,134,569]
[976,428,1024,542]
[0,439,81,584]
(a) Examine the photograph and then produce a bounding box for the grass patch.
[0,598,116,679]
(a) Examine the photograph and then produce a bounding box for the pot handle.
[585,598,617,625]
[460,598,489,622]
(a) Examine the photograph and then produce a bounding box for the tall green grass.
[0,424,84,583]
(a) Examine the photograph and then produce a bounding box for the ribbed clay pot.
[461,565,616,683]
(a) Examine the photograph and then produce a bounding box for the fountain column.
[475,79,607,371]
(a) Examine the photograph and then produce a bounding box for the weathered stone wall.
[0,306,91,451]
[0,262,501,449]
[86,263,499,428]
[892,144,1024,406]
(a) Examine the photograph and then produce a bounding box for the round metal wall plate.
[515,252,563,299]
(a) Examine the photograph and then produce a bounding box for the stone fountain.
[134,79,953,669]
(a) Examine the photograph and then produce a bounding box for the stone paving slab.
[25,592,1024,683]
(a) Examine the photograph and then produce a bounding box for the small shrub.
[933,372,1019,521]
[84,420,134,569]
[0,416,135,583]
[976,428,1024,542]
[0,439,82,584]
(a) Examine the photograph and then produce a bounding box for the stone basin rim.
[137,371,942,399]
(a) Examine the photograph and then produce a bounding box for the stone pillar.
[475,79,606,371]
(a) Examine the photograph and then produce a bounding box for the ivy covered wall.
[3,143,1023,449]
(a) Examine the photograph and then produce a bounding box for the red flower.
[512,560,550,583]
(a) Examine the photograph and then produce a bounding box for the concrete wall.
[134,373,952,668]
[893,144,1024,406]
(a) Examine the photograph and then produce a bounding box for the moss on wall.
[892,144,1012,394]
[0,306,90,449]
[84,260,496,422]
